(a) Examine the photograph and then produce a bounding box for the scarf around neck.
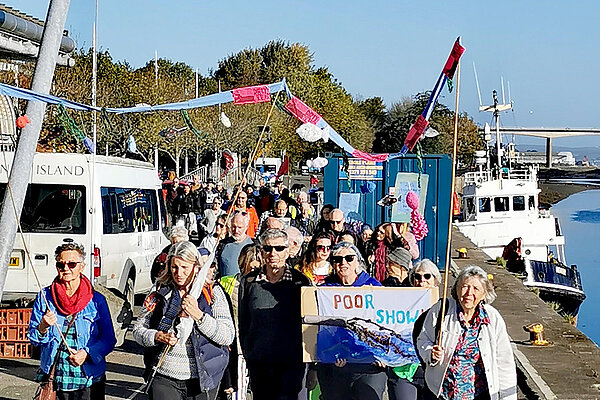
[50,274,94,316]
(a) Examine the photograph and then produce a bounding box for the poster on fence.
[391,173,429,223]
[301,286,436,366]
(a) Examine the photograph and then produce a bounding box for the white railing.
[464,168,537,185]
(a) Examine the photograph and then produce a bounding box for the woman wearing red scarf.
[28,243,116,400]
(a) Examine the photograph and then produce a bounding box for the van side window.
[513,196,525,211]
[494,196,509,212]
[0,184,86,234]
[479,197,491,213]
[102,187,159,234]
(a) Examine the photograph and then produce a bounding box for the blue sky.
[13,0,600,148]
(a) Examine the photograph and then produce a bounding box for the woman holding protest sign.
[317,241,386,400]
[384,258,441,400]
[416,266,517,400]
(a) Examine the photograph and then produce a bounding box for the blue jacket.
[28,287,116,378]
[323,270,382,287]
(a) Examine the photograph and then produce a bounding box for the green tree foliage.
[367,92,483,164]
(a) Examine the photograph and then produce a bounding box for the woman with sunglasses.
[385,259,441,400]
[318,241,385,400]
[28,242,116,400]
[298,232,333,285]
[134,241,235,400]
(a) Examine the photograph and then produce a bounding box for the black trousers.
[246,361,305,400]
[56,375,105,400]
[317,364,386,400]
[149,374,218,400]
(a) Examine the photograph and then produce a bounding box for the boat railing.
[464,168,536,185]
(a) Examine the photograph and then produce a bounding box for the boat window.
[0,184,86,233]
[478,197,491,213]
[494,196,509,212]
[465,198,476,220]
[513,196,525,211]
[528,195,536,210]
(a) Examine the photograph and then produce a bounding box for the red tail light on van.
[93,246,101,277]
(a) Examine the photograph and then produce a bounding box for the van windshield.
[0,184,86,234]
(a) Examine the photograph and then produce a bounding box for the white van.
[0,151,170,305]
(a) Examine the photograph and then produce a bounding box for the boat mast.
[479,89,512,175]
[90,0,98,279]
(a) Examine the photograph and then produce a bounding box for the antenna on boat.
[473,61,483,107]
[480,89,512,172]
[501,76,506,104]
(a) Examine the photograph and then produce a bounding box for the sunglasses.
[330,219,343,224]
[216,223,225,228]
[332,254,356,264]
[316,245,331,252]
[414,273,432,281]
[56,261,80,271]
[262,245,287,253]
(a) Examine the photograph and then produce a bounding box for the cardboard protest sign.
[301,286,437,366]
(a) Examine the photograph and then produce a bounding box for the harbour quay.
[452,227,600,400]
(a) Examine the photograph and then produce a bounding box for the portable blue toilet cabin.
[323,154,452,269]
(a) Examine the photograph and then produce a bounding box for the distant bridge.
[478,127,600,167]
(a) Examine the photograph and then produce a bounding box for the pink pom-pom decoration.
[406,190,428,241]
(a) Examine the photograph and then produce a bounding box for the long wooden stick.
[148,89,284,387]
[438,56,461,347]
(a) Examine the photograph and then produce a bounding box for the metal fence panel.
[323,154,452,269]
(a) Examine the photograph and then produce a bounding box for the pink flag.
[284,96,321,125]
[232,85,271,105]
[351,149,389,163]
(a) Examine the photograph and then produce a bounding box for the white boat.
[454,90,585,315]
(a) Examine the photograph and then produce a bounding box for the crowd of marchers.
[26,174,517,400]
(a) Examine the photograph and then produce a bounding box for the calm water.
[551,189,600,344]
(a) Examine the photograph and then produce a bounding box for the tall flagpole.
[90,0,98,279]
[438,51,462,347]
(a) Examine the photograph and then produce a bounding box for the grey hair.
[410,259,441,286]
[331,241,365,273]
[170,226,189,242]
[259,228,288,246]
[231,210,250,228]
[55,242,86,261]
[158,241,201,285]
[451,265,496,304]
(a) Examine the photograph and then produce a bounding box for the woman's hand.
[155,331,178,346]
[67,349,88,367]
[431,344,444,363]
[38,310,57,334]
[181,294,204,322]
[334,358,347,368]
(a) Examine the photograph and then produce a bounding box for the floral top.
[442,302,490,400]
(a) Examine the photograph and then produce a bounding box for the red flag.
[442,39,465,80]
[276,156,289,178]
[403,115,430,152]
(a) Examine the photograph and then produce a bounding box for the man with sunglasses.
[239,229,310,400]
[28,243,116,400]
